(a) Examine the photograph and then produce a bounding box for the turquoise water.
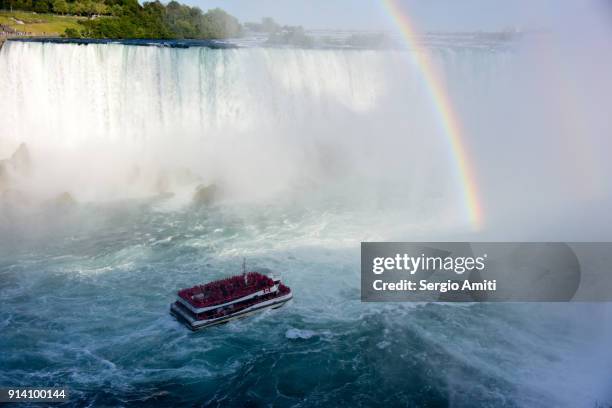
[1,204,609,407]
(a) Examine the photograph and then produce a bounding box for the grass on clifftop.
[0,10,83,36]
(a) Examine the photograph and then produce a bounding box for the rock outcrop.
[0,143,32,192]
[0,163,7,192]
[192,184,218,206]
[51,192,77,208]
[155,167,202,194]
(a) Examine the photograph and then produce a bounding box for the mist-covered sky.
[188,0,611,31]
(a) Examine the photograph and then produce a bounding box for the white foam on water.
[285,328,318,340]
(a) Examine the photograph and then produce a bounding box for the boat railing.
[179,272,275,307]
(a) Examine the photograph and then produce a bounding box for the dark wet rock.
[51,192,77,207]
[154,167,202,194]
[9,143,31,174]
[0,163,7,192]
[0,143,32,192]
[192,184,218,206]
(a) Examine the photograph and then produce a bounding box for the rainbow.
[382,0,483,229]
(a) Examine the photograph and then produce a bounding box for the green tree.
[261,17,279,33]
[33,0,49,12]
[14,0,32,11]
[52,0,68,14]
[5,0,242,41]
[63,27,80,37]
[200,8,240,39]
[109,4,123,16]
[68,1,84,15]
[81,0,95,16]
[92,1,107,15]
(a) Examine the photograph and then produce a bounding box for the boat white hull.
[170,292,293,331]
[177,284,280,314]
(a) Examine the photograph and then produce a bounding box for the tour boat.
[170,270,292,331]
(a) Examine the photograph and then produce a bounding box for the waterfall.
[1,39,610,236]
[0,41,480,216]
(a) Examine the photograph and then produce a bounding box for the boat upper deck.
[178,272,276,308]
